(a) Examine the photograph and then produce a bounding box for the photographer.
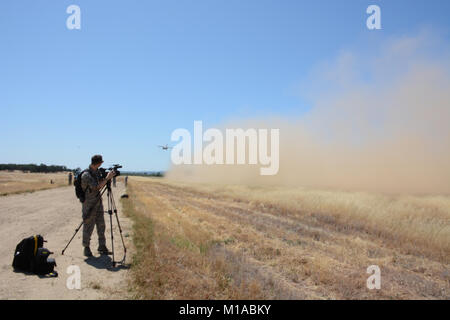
[81,155,116,257]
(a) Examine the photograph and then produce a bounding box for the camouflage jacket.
[81,167,103,205]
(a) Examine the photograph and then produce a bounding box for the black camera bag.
[12,235,44,272]
[12,235,57,277]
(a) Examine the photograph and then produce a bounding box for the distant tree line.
[0,163,70,173]
[122,171,165,177]
[0,164,167,176]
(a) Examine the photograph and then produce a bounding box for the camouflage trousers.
[82,200,106,248]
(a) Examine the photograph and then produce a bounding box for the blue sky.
[1,0,450,171]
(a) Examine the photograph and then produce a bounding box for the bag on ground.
[12,235,58,277]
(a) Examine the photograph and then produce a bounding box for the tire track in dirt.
[136,184,324,299]
[146,183,369,299]
[141,181,449,299]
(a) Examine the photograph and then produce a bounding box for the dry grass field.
[0,171,69,196]
[123,176,449,300]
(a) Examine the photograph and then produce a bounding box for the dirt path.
[0,183,133,300]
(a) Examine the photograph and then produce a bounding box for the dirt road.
[0,183,133,300]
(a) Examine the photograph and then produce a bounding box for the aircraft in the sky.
[158,144,172,150]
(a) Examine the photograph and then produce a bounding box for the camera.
[99,164,122,179]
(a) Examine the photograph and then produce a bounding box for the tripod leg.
[110,192,127,263]
[62,221,84,255]
[107,188,115,267]
[109,211,115,266]
[111,193,126,247]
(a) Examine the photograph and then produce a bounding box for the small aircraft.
[158,144,172,150]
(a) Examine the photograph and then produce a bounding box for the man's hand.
[106,170,116,181]
[93,169,116,192]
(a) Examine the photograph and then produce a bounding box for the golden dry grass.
[124,176,450,300]
[122,181,267,299]
[0,171,69,196]
[161,180,450,263]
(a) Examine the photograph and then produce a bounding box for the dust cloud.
[167,32,450,194]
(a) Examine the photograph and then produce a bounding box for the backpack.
[12,235,58,277]
[12,235,44,271]
[32,248,57,275]
[74,169,90,203]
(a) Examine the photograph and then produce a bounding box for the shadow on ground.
[12,269,59,278]
[84,255,130,272]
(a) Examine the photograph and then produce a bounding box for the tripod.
[62,181,127,267]
[104,180,127,267]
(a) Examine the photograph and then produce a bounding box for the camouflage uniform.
[81,167,106,248]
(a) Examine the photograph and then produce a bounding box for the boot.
[98,245,112,255]
[84,246,93,257]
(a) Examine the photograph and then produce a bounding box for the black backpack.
[32,248,57,275]
[74,169,90,203]
[12,235,57,277]
[12,235,44,271]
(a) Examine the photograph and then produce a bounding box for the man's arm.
[82,170,116,193]
[93,171,115,191]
